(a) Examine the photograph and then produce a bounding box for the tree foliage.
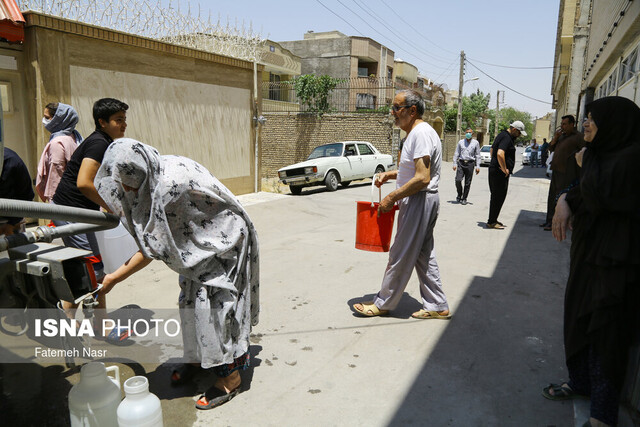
[488,106,533,142]
[444,89,491,133]
[292,74,342,116]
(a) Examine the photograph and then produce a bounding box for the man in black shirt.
[486,121,526,229]
[52,98,128,317]
[0,147,34,235]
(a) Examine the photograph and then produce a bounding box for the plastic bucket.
[95,222,139,274]
[355,201,397,252]
[355,174,398,252]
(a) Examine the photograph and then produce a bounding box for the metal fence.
[261,77,442,113]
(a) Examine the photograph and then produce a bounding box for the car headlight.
[278,171,286,179]
[304,166,318,174]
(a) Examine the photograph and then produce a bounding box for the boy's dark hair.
[93,98,129,129]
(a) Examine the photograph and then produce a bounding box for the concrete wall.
[0,45,31,172]
[69,66,252,180]
[261,113,394,178]
[22,12,259,195]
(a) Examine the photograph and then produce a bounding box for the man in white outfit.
[353,89,451,320]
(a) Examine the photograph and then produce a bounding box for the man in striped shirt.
[453,127,481,205]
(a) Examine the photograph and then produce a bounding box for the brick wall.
[261,113,395,178]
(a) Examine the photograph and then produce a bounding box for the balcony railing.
[261,77,440,113]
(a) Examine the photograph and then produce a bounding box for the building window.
[607,68,618,95]
[358,67,368,77]
[269,73,281,101]
[356,93,376,110]
[0,82,12,113]
[387,67,393,80]
[619,48,638,86]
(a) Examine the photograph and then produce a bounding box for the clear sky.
[195,0,560,118]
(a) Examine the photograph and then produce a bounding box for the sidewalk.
[4,149,580,426]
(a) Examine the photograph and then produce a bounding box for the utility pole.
[495,90,501,141]
[456,50,465,143]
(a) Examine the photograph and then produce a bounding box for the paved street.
[5,150,579,426]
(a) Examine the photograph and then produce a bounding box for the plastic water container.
[69,362,121,427]
[95,222,139,274]
[117,376,163,427]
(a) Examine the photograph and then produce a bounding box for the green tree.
[488,106,533,142]
[292,74,342,116]
[444,89,490,133]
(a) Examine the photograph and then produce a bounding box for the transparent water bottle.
[68,362,121,427]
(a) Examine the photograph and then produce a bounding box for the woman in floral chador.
[95,139,259,410]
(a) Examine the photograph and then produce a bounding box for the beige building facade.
[552,0,640,125]
[261,39,301,112]
[4,12,261,195]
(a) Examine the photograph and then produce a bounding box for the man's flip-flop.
[353,302,388,317]
[195,386,241,410]
[105,326,131,345]
[411,309,452,320]
[542,383,587,401]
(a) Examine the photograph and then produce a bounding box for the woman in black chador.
[544,96,640,427]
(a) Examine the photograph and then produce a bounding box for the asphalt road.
[4,149,579,426]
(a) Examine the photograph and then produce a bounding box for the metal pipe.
[16,260,50,277]
[0,199,119,227]
[0,222,115,252]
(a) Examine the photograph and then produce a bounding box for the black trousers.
[545,169,566,224]
[488,167,509,224]
[455,161,475,199]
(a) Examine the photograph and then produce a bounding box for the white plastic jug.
[95,222,139,274]
[117,376,163,427]
[69,362,121,427]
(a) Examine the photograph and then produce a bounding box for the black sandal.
[170,364,201,387]
[195,386,241,410]
[542,383,587,401]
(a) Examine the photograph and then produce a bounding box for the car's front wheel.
[325,171,339,192]
[289,185,303,195]
[375,166,385,175]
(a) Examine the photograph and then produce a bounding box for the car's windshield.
[481,145,491,152]
[525,147,531,152]
[308,143,343,160]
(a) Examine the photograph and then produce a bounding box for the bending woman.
[545,96,640,427]
[36,102,83,202]
[95,139,259,410]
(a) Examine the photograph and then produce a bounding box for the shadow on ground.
[385,210,573,426]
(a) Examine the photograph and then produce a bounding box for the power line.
[466,60,552,105]
[377,0,459,58]
[315,0,364,36]
[432,58,458,83]
[333,0,451,72]
[467,57,557,70]
[351,0,454,67]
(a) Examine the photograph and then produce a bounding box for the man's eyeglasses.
[391,104,410,112]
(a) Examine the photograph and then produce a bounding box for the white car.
[480,145,491,166]
[522,146,531,165]
[278,141,395,195]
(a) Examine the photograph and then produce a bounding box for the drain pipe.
[0,198,120,251]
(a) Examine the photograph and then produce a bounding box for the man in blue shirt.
[452,127,481,205]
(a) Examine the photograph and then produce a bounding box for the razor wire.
[18,0,265,62]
